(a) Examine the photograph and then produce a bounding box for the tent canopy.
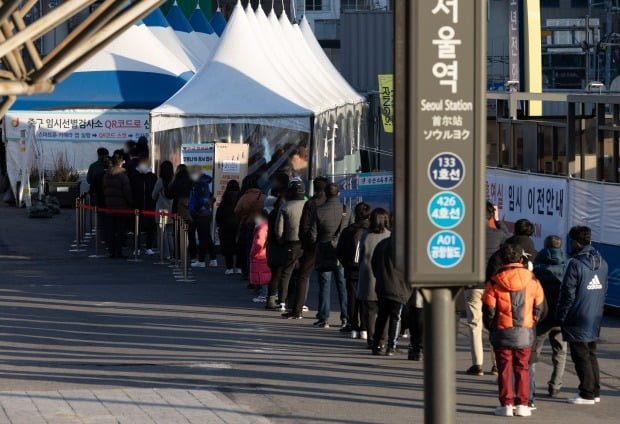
[167,1,211,61]
[12,21,192,110]
[210,8,227,36]
[189,3,219,51]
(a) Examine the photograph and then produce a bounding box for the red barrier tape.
[77,202,177,219]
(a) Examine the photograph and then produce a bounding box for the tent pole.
[307,117,315,194]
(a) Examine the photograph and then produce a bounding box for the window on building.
[541,0,560,7]
[306,0,325,11]
[341,0,372,10]
[571,0,589,8]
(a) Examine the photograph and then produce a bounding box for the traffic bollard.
[128,209,142,262]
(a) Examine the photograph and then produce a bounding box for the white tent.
[143,8,201,72]
[167,1,211,65]
[151,2,366,180]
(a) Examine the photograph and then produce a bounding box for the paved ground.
[0,203,618,423]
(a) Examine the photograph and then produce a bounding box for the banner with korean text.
[486,168,568,250]
[3,109,150,195]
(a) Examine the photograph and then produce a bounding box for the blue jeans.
[317,266,348,322]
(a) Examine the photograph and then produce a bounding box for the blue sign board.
[427,231,465,269]
[427,192,465,229]
[427,152,465,190]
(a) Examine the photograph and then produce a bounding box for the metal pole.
[88,207,105,258]
[69,198,85,252]
[88,194,94,235]
[155,211,167,265]
[128,209,142,262]
[422,288,457,424]
[182,223,189,280]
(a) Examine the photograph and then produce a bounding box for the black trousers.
[360,300,379,345]
[238,226,254,277]
[569,341,600,400]
[278,242,303,305]
[405,292,423,349]
[346,278,360,330]
[188,216,216,261]
[139,215,155,249]
[107,215,128,257]
[268,264,284,299]
[373,297,404,349]
[291,245,316,315]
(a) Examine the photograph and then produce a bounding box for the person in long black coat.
[216,180,241,274]
[130,158,157,253]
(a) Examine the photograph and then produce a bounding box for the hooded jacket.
[249,222,271,285]
[298,192,326,249]
[357,230,391,302]
[482,265,545,349]
[276,197,306,243]
[556,245,609,343]
[533,247,569,327]
[372,237,411,304]
[337,219,370,280]
[189,174,213,219]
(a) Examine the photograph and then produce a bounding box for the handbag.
[316,205,347,272]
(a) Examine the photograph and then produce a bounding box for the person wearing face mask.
[129,157,157,255]
[188,168,217,268]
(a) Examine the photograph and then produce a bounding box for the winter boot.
[265,296,277,310]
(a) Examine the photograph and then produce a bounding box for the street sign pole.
[394,1,486,423]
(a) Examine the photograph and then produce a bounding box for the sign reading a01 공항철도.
[393,0,486,286]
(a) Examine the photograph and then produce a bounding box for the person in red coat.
[250,210,271,303]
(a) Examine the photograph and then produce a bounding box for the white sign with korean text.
[486,168,568,250]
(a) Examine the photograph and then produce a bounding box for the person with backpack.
[557,226,609,405]
[188,169,216,268]
[336,202,371,337]
[308,183,353,329]
[483,244,545,417]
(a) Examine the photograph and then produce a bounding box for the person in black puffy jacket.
[371,235,411,356]
[216,180,241,274]
[557,226,608,405]
[103,154,132,258]
[336,202,371,336]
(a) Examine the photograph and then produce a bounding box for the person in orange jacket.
[483,244,545,418]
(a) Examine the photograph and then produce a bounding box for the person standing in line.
[336,202,371,337]
[265,184,290,309]
[87,147,109,186]
[483,244,545,418]
[371,235,411,356]
[188,168,217,268]
[406,290,424,361]
[151,161,174,261]
[356,208,391,347]
[286,177,329,318]
[166,164,194,259]
[234,175,266,280]
[557,226,608,405]
[103,154,133,259]
[250,210,271,303]
[529,235,569,408]
[130,157,157,255]
[276,179,307,316]
[308,183,352,329]
[465,201,510,376]
[216,180,241,275]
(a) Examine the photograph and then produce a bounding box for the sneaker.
[282,312,303,320]
[339,325,353,333]
[494,405,514,417]
[234,268,243,275]
[514,405,531,417]
[595,397,601,403]
[466,365,484,376]
[360,331,368,340]
[191,261,206,268]
[302,305,309,312]
[490,365,498,376]
[385,347,399,356]
[340,319,348,329]
[548,385,560,398]
[277,303,286,312]
[371,344,385,356]
[567,396,596,405]
[313,320,330,328]
[351,330,360,339]
[145,248,155,255]
[528,402,536,411]
[190,258,198,264]
[208,259,218,267]
[224,269,234,275]
[252,296,267,303]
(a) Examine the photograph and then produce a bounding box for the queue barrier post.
[69,198,85,252]
[127,209,142,262]
[88,195,94,236]
[88,207,106,259]
[81,197,88,241]
[154,210,167,265]
[175,222,195,283]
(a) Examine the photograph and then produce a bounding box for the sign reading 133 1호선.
[394,0,486,286]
